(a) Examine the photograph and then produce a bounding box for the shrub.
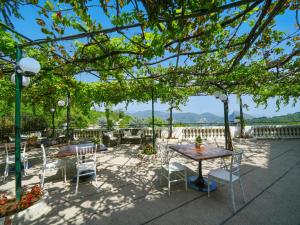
[142,144,157,155]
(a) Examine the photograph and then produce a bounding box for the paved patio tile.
[0,139,299,225]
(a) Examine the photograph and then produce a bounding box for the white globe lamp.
[18,57,41,76]
[10,73,31,87]
[58,100,65,107]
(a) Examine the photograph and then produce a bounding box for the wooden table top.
[56,143,107,158]
[169,144,233,161]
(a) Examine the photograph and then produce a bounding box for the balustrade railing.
[73,129,104,139]
[252,125,300,139]
[182,127,225,139]
[72,125,300,141]
[2,124,300,143]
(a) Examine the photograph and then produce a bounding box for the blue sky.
[10,3,300,117]
[97,95,299,117]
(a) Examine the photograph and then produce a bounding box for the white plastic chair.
[4,142,28,177]
[207,150,246,212]
[40,144,66,188]
[158,143,187,196]
[75,145,98,194]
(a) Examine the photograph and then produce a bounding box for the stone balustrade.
[73,129,104,139]
[73,125,300,141]
[252,125,300,139]
[182,127,225,139]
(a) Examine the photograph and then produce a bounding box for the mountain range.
[129,110,254,123]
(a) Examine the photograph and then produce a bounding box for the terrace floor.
[1,138,300,225]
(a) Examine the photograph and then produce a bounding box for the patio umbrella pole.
[151,87,156,148]
[15,47,22,201]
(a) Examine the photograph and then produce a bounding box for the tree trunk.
[239,96,245,138]
[224,99,233,150]
[168,106,173,138]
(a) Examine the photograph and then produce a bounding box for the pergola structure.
[0,0,299,201]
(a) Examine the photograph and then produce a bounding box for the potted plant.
[139,144,157,161]
[0,184,49,224]
[195,136,205,151]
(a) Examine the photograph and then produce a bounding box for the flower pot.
[0,190,49,225]
[195,143,205,153]
[12,191,50,223]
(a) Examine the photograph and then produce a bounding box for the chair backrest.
[157,142,174,166]
[5,142,27,157]
[41,144,47,166]
[22,142,27,155]
[230,150,243,178]
[4,143,10,161]
[76,145,97,164]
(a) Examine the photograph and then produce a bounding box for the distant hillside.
[175,112,223,123]
[131,110,169,120]
[130,110,223,123]
[247,112,300,124]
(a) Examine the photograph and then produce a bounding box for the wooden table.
[56,143,107,158]
[169,143,233,192]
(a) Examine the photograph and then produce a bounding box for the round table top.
[56,143,107,158]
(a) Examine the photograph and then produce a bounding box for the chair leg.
[41,170,46,188]
[25,160,29,175]
[94,167,98,188]
[159,169,163,186]
[185,170,188,191]
[23,161,27,176]
[4,164,9,178]
[239,178,246,203]
[63,166,67,183]
[230,182,236,212]
[75,171,80,194]
[168,173,171,197]
[207,176,210,197]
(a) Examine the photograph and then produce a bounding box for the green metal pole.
[66,90,71,140]
[151,87,156,148]
[15,47,22,201]
[169,105,173,138]
[52,110,55,138]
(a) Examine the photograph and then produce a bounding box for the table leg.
[191,161,207,189]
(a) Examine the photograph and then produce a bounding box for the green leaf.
[44,1,54,11]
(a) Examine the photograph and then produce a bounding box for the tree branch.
[230,0,288,70]
[165,0,263,48]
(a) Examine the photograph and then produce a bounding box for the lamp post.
[58,91,71,140]
[214,91,233,151]
[12,48,41,200]
[50,108,55,137]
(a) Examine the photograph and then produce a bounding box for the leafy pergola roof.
[0,0,299,107]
